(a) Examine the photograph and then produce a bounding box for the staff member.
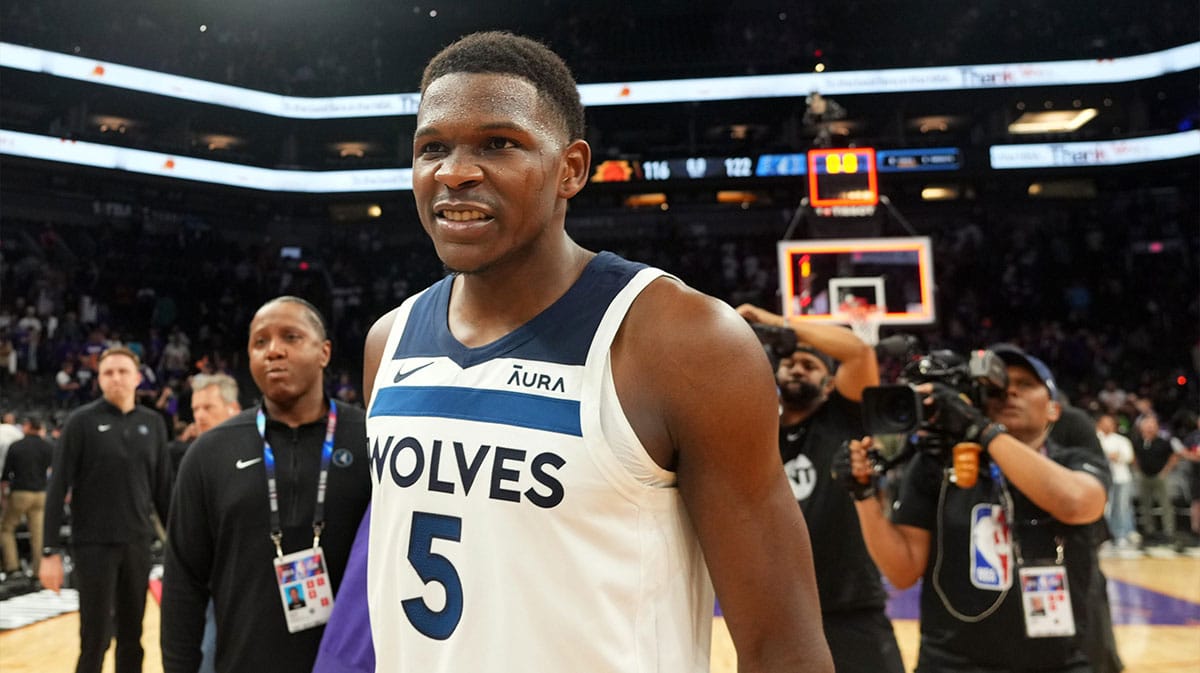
[41,346,173,673]
[161,297,370,673]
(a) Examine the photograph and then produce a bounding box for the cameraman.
[848,345,1109,673]
[737,304,903,673]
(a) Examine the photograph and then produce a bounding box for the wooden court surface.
[2,557,1197,672]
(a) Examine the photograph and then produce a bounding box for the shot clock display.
[806,148,879,207]
[587,145,949,186]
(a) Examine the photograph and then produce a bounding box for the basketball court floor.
[1,556,1196,672]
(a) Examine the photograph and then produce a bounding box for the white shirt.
[1097,430,1134,484]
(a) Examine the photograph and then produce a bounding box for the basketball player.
[361,31,832,672]
[847,345,1109,672]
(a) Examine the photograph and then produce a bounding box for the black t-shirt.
[1133,436,1173,476]
[892,438,1111,672]
[780,390,888,613]
[2,435,53,491]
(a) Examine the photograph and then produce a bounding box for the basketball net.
[839,300,882,346]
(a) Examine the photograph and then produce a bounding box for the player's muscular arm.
[613,280,833,673]
[362,308,402,407]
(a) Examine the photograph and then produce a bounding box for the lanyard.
[256,401,337,558]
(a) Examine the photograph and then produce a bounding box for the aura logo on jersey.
[505,363,566,393]
[370,434,566,508]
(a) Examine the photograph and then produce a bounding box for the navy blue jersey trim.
[370,386,582,437]
[393,251,647,369]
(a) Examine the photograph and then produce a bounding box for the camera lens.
[884,394,914,425]
[862,385,922,435]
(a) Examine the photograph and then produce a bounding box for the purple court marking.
[885,580,921,620]
[878,578,1200,626]
[1107,578,1200,626]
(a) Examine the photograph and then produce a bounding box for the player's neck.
[451,239,594,346]
[264,389,328,428]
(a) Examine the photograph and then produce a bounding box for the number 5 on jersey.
[402,512,463,639]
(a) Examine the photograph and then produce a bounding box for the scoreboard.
[590,147,960,185]
[591,156,756,183]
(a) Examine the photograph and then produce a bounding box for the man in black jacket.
[41,346,173,673]
[161,297,370,673]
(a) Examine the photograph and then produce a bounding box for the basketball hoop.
[838,299,882,347]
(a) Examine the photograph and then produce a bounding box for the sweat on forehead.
[253,297,327,340]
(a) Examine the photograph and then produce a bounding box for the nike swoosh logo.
[236,457,263,469]
[394,361,434,383]
[787,432,802,442]
[98,424,112,432]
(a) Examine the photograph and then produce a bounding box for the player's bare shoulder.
[621,276,767,372]
[363,306,405,404]
[612,277,776,457]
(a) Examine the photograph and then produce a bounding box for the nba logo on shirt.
[969,503,1012,591]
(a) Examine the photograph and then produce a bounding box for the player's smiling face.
[411,71,581,275]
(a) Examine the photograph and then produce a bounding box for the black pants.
[823,607,905,673]
[72,541,151,673]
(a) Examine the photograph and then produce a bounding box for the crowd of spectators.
[3,0,1197,96]
[3,186,1196,446]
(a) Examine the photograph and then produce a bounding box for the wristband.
[850,482,877,502]
[42,546,62,557]
[979,423,1008,451]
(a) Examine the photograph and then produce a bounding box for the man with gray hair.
[166,372,241,673]
[169,374,241,476]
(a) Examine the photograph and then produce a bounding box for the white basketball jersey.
[366,252,713,672]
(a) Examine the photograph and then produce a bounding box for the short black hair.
[258,296,328,340]
[420,31,585,142]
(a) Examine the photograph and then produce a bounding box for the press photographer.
[843,344,1110,673]
[736,303,903,673]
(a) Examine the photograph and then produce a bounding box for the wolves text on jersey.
[370,434,565,508]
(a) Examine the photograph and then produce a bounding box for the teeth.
[440,209,487,221]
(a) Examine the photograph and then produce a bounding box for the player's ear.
[558,139,591,199]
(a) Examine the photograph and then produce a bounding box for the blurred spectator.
[55,358,85,408]
[1,415,53,580]
[1133,415,1179,547]
[1097,413,1137,548]
[1098,379,1129,415]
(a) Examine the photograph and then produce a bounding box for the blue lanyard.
[256,400,338,558]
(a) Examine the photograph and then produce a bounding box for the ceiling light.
[201,134,241,150]
[921,185,959,201]
[1027,179,1096,198]
[623,193,667,208]
[332,142,374,158]
[716,190,757,204]
[92,115,136,132]
[1008,109,1097,134]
